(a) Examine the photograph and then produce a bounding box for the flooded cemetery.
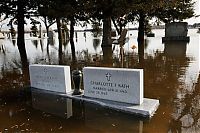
[0,27,199,132]
[0,0,200,132]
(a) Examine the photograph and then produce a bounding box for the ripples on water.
[0,29,199,132]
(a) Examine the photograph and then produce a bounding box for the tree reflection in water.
[0,30,199,132]
[143,40,200,132]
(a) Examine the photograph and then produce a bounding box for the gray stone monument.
[162,22,190,42]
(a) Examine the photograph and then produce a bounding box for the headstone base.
[75,96,159,117]
[31,88,159,118]
[162,36,190,42]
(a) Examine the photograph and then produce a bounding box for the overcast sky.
[184,0,200,24]
[0,1,199,31]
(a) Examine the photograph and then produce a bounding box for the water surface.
[0,29,199,132]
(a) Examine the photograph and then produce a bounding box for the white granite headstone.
[29,65,71,93]
[83,67,143,104]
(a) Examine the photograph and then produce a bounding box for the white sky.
[184,0,200,24]
[0,1,199,31]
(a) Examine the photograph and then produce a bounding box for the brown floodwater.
[0,29,199,132]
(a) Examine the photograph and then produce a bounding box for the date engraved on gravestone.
[29,65,71,93]
[83,67,143,104]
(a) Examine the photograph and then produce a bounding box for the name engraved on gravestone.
[29,65,71,93]
[83,67,143,104]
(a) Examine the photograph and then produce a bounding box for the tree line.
[0,0,195,68]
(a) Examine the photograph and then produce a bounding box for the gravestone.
[162,22,189,42]
[165,22,188,37]
[29,65,159,117]
[83,67,143,104]
[29,64,71,93]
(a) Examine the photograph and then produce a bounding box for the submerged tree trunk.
[56,17,63,64]
[42,16,56,38]
[17,0,28,69]
[44,17,49,38]
[70,17,76,62]
[101,16,112,66]
[111,17,120,35]
[137,11,145,65]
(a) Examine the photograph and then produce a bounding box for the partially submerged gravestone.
[162,22,190,42]
[29,65,159,117]
[83,67,159,117]
[83,67,143,104]
[29,64,71,93]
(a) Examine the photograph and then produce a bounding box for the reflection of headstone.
[32,89,72,118]
[29,65,71,93]
[83,67,159,117]
[162,22,190,42]
[164,41,187,57]
[85,103,143,132]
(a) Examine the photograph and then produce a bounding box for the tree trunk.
[44,17,49,38]
[56,18,63,64]
[137,11,145,65]
[17,0,28,69]
[101,16,112,66]
[111,17,120,35]
[70,17,76,61]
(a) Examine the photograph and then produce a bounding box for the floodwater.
[0,29,199,132]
